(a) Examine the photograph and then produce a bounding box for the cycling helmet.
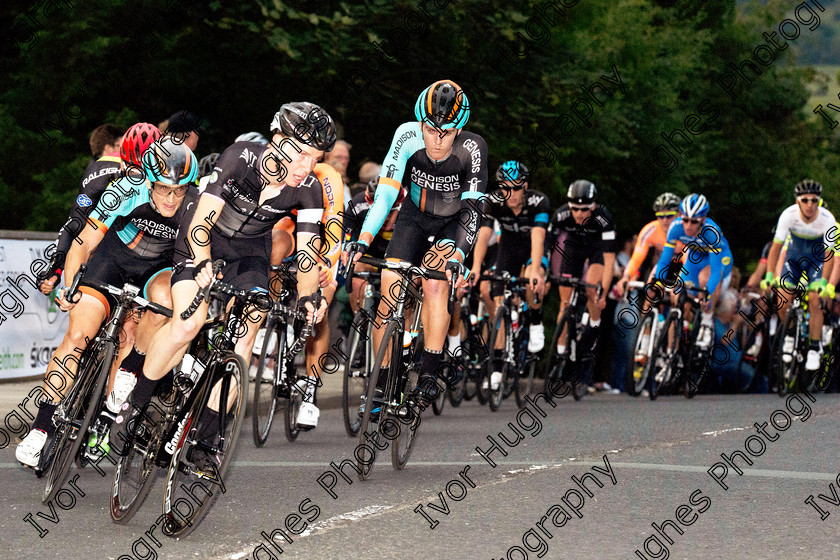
[235,131,268,145]
[794,179,822,197]
[414,80,470,130]
[567,180,596,204]
[198,153,220,178]
[680,193,709,219]
[142,138,198,186]
[365,178,406,207]
[121,123,161,167]
[495,161,529,184]
[270,102,337,151]
[653,192,681,213]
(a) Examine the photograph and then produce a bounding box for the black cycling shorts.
[552,236,605,280]
[384,199,460,267]
[81,233,171,315]
[172,231,272,292]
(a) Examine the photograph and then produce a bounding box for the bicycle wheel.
[161,352,246,538]
[284,374,304,443]
[392,359,421,471]
[343,312,370,436]
[571,360,590,401]
[543,306,574,396]
[648,314,679,401]
[684,328,710,399]
[253,316,281,447]
[776,311,799,397]
[736,326,761,393]
[111,393,174,523]
[486,307,510,411]
[446,357,466,407]
[514,357,536,409]
[43,342,113,503]
[626,313,654,396]
[431,381,446,415]
[357,321,400,480]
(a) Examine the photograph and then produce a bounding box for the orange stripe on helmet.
[426,79,446,115]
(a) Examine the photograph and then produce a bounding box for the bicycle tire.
[284,376,303,443]
[626,313,654,397]
[461,307,478,402]
[43,342,113,503]
[684,327,710,399]
[446,357,466,407]
[343,312,370,437]
[571,360,590,401]
[735,326,760,393]
[111,394,173,523]
[486,306,510,411]
[253,316,281,447]
[357,321,399,480]
[161,352,246,538]
[776,311,800,397]
[648,313,679,401]
[392,350,421,471]
[543,305,575,396]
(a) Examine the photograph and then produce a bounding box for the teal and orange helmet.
[414,80,470,129]
[142,137,198,186]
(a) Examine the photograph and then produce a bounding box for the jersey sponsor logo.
[322,177,335,208]
[239,148,258,167]
[385,163,397,179]
[527,194,542,207]
[77,194,93,207]
[132,218,177,239]
[391,130,417,160]
[81,166,120,188]
[410,168,460,193]
[722,256,731,265]
[462,139,482,173]
[467,177,482,191]
[164,416,188,454]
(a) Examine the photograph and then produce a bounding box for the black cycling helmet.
[495,161,529,184]
[567,180,597,204]
[270,102,337,152]
[198,153,220,178]
[414,80,470,129]
[653,192,681,212]
[142,138,198,186]
[794,179,822,197]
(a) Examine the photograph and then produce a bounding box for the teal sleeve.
[89,175,146,229]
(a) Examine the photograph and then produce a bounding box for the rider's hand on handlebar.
[55,284,81,312]
[759,271,775,291]
[341,240,368,267]
[40,273,59,295]
[445,259,470,290]
[468,266,481,287]
[192,260,218,289]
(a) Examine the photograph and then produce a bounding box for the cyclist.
[762,180,836,372]
[345,79,488,410]
[470,161,550,391]
[545,180,616,371]
[112,102,335,458]
[15,138,198,468]
[653,194,733,350]
[235,131,269,145]
[268,161,345,428]
[39,123,158,294]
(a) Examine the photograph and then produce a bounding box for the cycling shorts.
[171,231,272,293]
[384,198,460,266]
[551,235,605,280]
[780,238,825,287]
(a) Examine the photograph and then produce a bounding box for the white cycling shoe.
[106,368,137,413]
[528,324,545,353]
[16,429,48,467]
[296,402,320,428]
[805,349,821,371]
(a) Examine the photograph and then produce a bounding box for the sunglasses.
[798,197,820,205]
[682,217,703,224]
[500,184,525,191]
[570,206,591,213]
[152,183,188,198]
[656,211,677,219]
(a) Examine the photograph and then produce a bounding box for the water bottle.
[822,325,832,347]
[511,308,519,332]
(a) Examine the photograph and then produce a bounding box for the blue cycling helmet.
[495,161,529,184]
[680,193,709,219]
[414,80,470,129]
[142,137,198,186]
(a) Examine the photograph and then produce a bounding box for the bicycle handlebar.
[64,264,173,318]
[357,255,457,313]
[181,260,226,320]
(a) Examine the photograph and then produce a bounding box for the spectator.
[89,123,123,159]
[163,110,202,153]
[710,288,767,393]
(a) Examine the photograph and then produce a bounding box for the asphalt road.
[1,390,838,560]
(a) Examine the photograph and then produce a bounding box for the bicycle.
[252,264,318,446]
[772,278,825,396]
[41,265,172,503]
[455,286,490,406]
[735,289,781,393]
[623,281,661,397]
[345,255,456,479]
[111,260,266,536]
[647,285,711,400]
[342,269,380,436]
[482,271,539,410]
[543,276,603,401]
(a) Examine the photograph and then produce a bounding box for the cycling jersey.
[624,220,668,280]
[773,205,836,285]
[273,163,344,284]
[172,140,325,290]
[53,153,123,272]
[202,141,324,238]
[360,122,488,261]
[344,191,397,259]
[482,188,550,274]
[654,217,733,294]
[545,204,616,279]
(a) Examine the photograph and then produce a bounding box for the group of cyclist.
[15,79,839,476]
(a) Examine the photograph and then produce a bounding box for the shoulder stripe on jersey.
[298,208,324,223]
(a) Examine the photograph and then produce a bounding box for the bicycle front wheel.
[648,314,679,400]
[253,317,281,447]
[486,307,510,412]
[161,352,246,538]
[343,312,370,436]
[627,313,654,396]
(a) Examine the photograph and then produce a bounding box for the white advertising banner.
[0,238,69,380]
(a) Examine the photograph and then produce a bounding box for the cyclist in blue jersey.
[761,180,836,372]
[345,80,488,409]
[16,139,198,468]
[653,193,733,349]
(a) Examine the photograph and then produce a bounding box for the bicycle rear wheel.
[253,316,281,447]
[343,312,370,436]
[161,353,246,538]
[43,343,113,503]
[543,307,574,397]
[627,313,654,396]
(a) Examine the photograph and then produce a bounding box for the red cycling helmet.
[121,123,162,168]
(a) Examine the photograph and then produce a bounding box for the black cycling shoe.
[408,374,439,410]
